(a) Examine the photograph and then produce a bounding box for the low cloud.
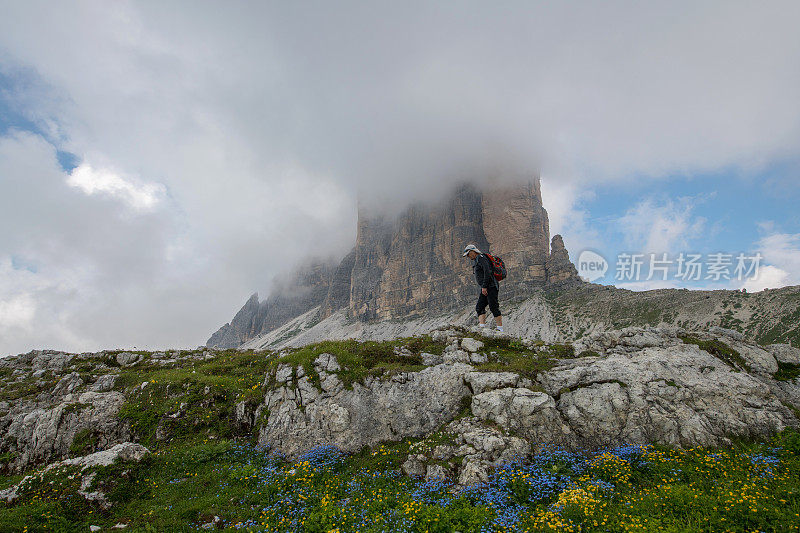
[741,230,800,292]
[617,197,708,255]
[67,164,166,211]
[742,265,792,293]
[0,2,799,354]
[0,293,35,330]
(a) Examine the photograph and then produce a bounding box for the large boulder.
[464,371,520,395]
[258,362,473,456]
[2,391,130,472]
[0,442,149,506]
[767,344,800,365]
[537,341,794,448]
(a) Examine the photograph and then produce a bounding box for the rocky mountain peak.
[207,178,581,349]
[546,234,579,284]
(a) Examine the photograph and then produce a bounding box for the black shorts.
[476,286,501,317]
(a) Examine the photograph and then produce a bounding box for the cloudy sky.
[1,1,799,356]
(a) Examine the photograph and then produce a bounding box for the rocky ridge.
[236,283,800,355]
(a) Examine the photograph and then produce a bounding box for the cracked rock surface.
[1,325,797,486]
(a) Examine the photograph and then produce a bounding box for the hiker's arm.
[479,256,493,288]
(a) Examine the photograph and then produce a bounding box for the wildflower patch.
[1,433,800,531]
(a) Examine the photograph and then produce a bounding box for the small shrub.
[679,335,750,371]
[69,428,100,456]
[62,402,88,416]
[458,395,472,417]
[508,339,527,351]
[774,361,800,381]
[0,450,16,465]
[404,335,447,356]
[92,456,154,504]
[550,344,575,358]
[776,427,800,458]
[479,336,513,351]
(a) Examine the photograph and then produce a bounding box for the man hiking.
[462,244,504,332]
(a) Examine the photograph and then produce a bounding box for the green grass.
[69,428,100,456]
[115,349,274,395]
[0,452,17,470]
[3,334,800,531]
[0,375,57,402]
[118,380,249,449]
[459,333,556,381]
[549,344,575,358]
[774,361,800,382]
[281,336,443,389]
[110,337,447,450]
[679,335,751,371]
[475,358,553,382]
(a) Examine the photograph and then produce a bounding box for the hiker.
[462,244,504,332]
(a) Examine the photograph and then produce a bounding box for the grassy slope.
[545,284,800,347]
[2,334,800,531]
[1,432,799,532]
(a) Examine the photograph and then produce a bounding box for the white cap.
[462,244,481,257]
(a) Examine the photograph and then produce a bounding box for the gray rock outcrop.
[546,327,792,448]
[0,442,149,506]
[2,391,130,472]
[259,355,473,455]
[3,325,797,489]
[768,343,800,365]
[247,325,798,483]
[546,234,580,285]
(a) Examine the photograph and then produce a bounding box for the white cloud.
[0,294,35,330]
[616,279,683,291]
[758,232,800,277]
[67,164,165,211]
[739,231,800,292]
[742,265,792,293]
[541,178,600,257]
[0,129,356,356]
[0,2,799,354]
[617,197,707,254]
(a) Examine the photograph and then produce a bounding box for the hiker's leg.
[476,292,488,324]
[488,287,502,326]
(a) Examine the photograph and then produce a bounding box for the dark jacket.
[473,253,499,289]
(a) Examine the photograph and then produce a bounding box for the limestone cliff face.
[546,235,579,285]
[207,178,580,348]
[206,294,260,349]
[207,260,340,349]
[321,249,357,318]
[482,180,551,302]
[349,184,490,320]
[348,179,578,320]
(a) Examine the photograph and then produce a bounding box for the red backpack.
[484,253,507,281]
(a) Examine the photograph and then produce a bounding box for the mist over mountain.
[1,2,799,356]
